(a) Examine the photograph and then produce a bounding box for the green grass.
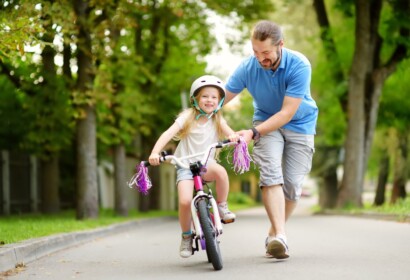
[0,209,178,245]
[314,197,410,222]
[362,197,410,217]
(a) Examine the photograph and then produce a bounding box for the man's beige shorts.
[252,125,315,201]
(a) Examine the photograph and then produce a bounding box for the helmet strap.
[195,110,212,120]
[192,98,222,120]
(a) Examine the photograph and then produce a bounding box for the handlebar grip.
[221,139,240,144]
[142,161,150,167]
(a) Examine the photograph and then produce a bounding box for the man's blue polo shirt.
[226,48,318,135]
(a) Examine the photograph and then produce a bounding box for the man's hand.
[236,129,254,144]
[227,133,240,143]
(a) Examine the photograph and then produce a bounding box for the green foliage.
[366,128,389,179]
[205,0,274,21]
[23,76,74,158]
[228,192,257,205]
[0,1,76,158]
[0,0,294,215]
[93,0,274,150]
[0,0,45,59]
[223,92,254,131]
[364,197,410,217]
[324,196,410,222]
[367,59,410,180]
[378,59,410,132]
[0,56,74,157]
[381,0,410,48]
[1,0,273,156]
[0,77,28,149]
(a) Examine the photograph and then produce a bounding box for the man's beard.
[259,49,281,70]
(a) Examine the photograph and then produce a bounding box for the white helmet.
[189,75,226,118]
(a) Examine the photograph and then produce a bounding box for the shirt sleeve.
[285,64,311,99]
[175,110,189,128]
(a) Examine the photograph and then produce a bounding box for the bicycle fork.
[191,191,223,251]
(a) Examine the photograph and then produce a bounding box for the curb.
[0,217,173,273]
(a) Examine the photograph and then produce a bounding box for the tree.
[377,59,410,204]
[0,0,44,59]
[0,1,74,213]
[313,0,410,208]
[372,129,390,206]
[125,0,274,211]
[0,0,274,217]
[72,0,99,219]
[339,0,409,207]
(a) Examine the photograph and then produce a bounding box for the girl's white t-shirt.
[174,110,224,165]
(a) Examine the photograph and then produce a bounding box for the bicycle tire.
[197,198,223,270]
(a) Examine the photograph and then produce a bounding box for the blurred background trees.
[0,0,408,219]
[0,0,272,218]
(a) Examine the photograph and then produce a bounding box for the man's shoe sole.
[221,218,235,224]
[267,240,289,259]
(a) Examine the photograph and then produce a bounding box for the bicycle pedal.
[221,218,235,224]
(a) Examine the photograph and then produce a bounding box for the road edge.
[0,217,172,273]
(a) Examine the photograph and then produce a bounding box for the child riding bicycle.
[148,75,239,258]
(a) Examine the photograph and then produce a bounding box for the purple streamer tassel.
[127,162,152,195]
[232,138,252,174]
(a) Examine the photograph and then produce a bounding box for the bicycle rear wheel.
[197,198,223,270]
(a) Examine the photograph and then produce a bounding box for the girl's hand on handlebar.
[148,153,161,166]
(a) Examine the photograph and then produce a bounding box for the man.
[224,20,318,259]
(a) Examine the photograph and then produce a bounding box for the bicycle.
[129,139,251,271]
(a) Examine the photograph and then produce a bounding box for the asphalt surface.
[0,217,173,274]
[1,196,409,279]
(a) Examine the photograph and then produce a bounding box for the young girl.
[148,75,239,258]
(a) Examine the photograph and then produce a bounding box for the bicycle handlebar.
[142,139,236,169]
[129,137,251,194]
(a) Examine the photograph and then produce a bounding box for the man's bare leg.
[262,185,292,259]
[261,185,285,237]
[285,200,297,221]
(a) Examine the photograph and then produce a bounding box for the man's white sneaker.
[265,237,274,258]
[265,236,289,259]
[180,234,193,258]
[217,202,236,224]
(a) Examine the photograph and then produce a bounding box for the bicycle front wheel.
[197,198,223,271]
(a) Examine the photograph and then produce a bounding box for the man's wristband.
[250,127,260,140]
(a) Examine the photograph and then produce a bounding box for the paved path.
[2,197,410,280]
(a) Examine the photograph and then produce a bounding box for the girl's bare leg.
[201,162,229,203]
[177,180,194,232]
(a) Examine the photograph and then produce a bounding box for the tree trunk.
[374,150,389,206]
[390,130,408,204]
[338,0,373,208]
[314,146,339,209]
[363,78,384,178]
[76,106,98,219]
[39,16,61,214]
[114,143,128,216]
[40,156,61,213]
[319,169,339,209]
[74,0,98,219]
